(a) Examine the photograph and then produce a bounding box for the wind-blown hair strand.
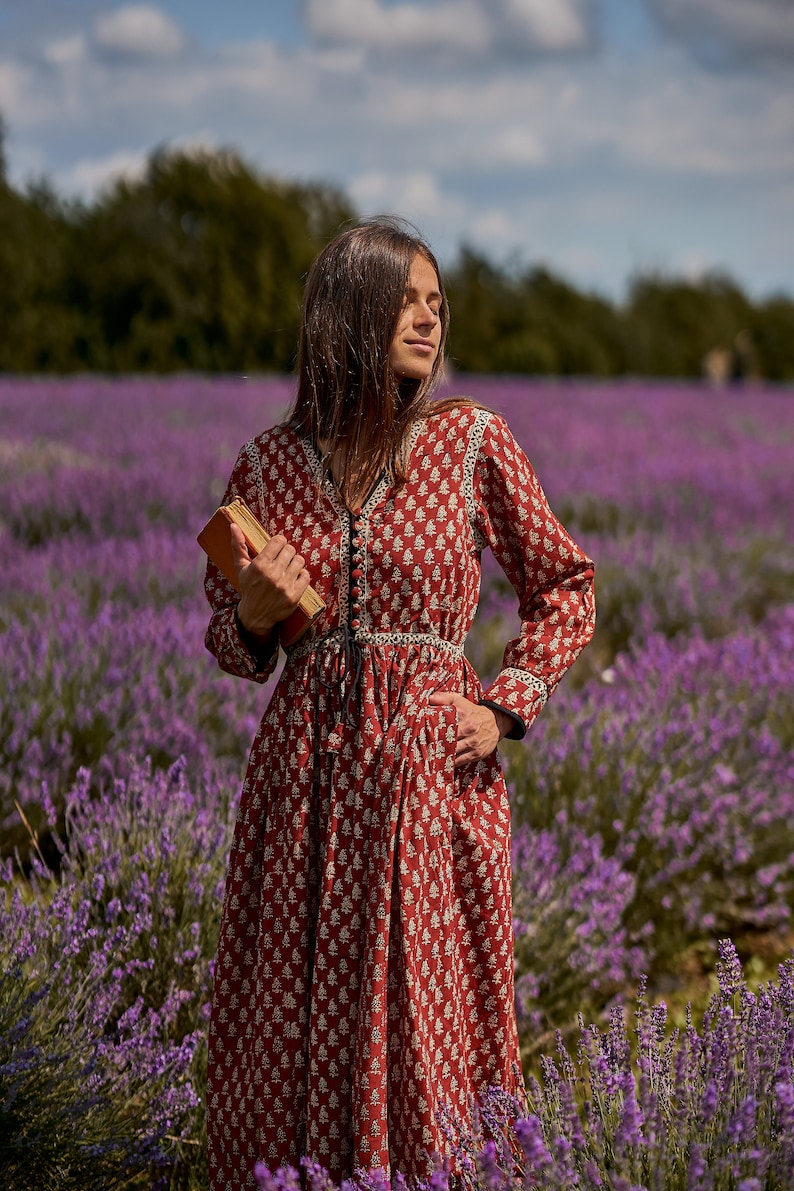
[286,218,449,508]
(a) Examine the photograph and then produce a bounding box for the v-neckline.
[300,420,424,520]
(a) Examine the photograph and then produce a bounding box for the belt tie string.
[314,623,365,754]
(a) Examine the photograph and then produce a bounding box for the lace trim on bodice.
[243,437,265,507]
[462,408,493,553]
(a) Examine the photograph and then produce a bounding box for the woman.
[204,219,595,1188]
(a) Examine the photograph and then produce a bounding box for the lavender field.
[2,376,794,1190]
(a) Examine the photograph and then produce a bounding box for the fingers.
[233,528,308,585]
[231,524,314,638]
[258,535,309,584]
[230,523,252,574]
[428,691,466,709]
[428,691,500,767]
[259,534,294,563]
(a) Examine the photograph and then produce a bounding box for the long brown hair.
[286,218,452,509]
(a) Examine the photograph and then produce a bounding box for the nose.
[414,300,438,329]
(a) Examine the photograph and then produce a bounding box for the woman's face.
[388,253,443,381]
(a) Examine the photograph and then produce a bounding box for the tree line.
[2,124,793,380]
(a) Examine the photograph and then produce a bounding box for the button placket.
[349,513,365,629]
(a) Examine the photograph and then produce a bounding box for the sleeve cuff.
[234,606,279,670]
[479,699,526,741]
[482,667,550,738]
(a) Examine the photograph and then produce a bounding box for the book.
[198,497,325,647]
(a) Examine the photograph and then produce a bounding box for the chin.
[396,362,435,383]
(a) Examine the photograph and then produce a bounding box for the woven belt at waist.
[287,625,466,662]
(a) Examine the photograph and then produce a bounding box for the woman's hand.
[231,524,311,642]
[427,691,513,767]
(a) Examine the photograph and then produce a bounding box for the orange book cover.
[198,497,324,647]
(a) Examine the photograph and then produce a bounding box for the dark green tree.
[445,249,624,376]
[1,112,793,379]
[749,296,794,382]
[0,175,87,372]
[1,113,87,370]
[622,271,755,378]
[68,147,356,372]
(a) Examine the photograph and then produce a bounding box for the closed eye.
[403,288,443,320]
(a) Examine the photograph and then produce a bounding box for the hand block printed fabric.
[203,405,595,1188]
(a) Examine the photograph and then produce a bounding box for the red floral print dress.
[204,404,595,1189]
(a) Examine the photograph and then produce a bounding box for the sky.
[1,0,792,301]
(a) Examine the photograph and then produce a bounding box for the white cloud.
[60,133,226,196]
[649,0,794,63]
[483,125,546,167]
[354,73,552,167]
[496,0,591,52]
[6,14,792,187]
[63,146,149,194]
[672,247,717,282]
[0,61,27,116]
[467,208,520,246]
[602,65,794,176]
[2,2,793,299]
[303,0,486,53]
[93,5,185,60]
[302,0,591,56]
[43,35,86,67]
[349,170,463,222]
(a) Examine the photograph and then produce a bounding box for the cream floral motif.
[203,404,596,1188]
[497,667,549,706]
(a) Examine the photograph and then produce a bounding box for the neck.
[315,438,376,508]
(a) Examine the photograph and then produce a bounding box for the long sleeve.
[471,413,595,737]
[204,442,280,684]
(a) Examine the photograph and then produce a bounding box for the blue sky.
[1,0,792,300]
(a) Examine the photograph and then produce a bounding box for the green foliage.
[623,270,756,377]
[0,143,355,374]
[0,181,85,372]
[443,250,794,381]
[750,296,794,382]
[1,118,793,377]
[69,149,354,372]
[445,249,625,377]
